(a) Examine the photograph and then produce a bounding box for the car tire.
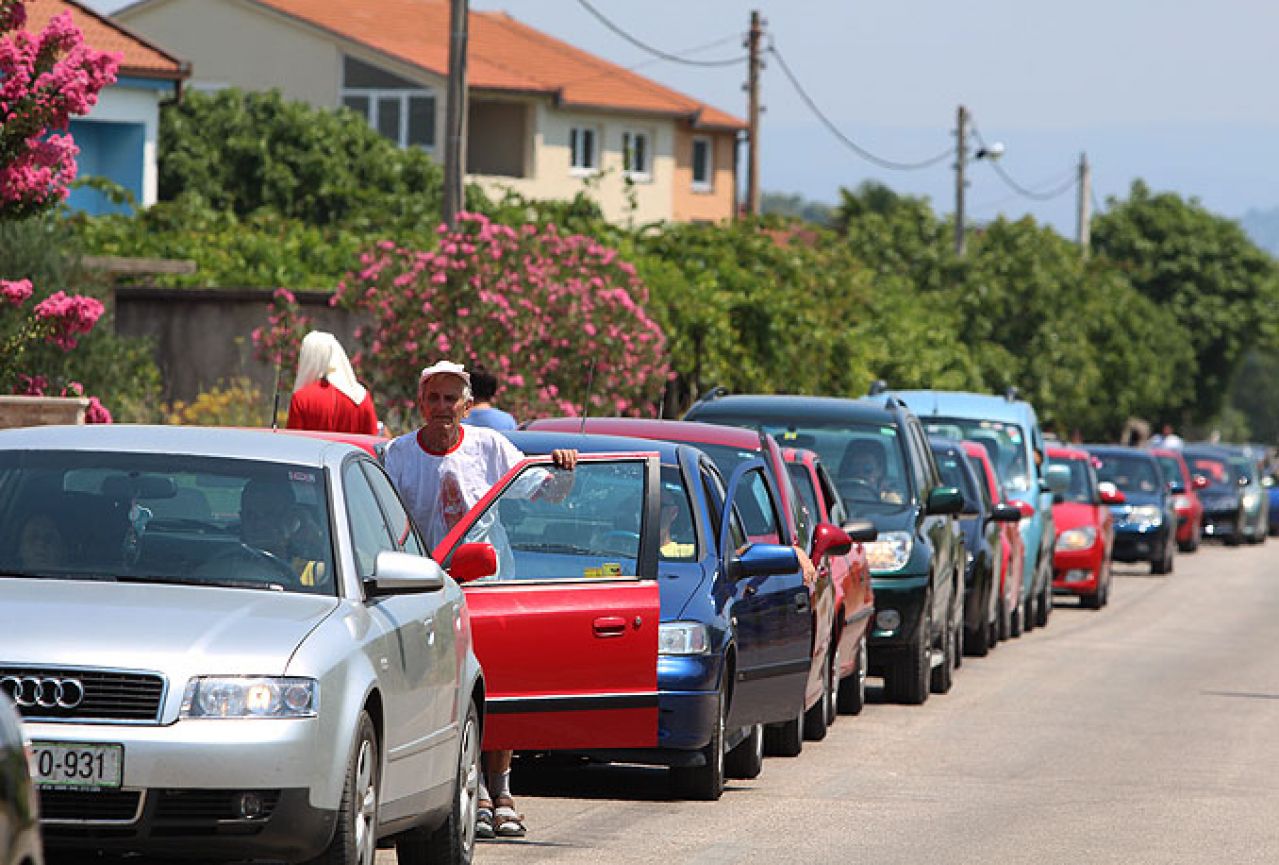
[1023,588,1038,633]
[763,707,804,757]
[1009,596,1024,638]
[996,596,1010,643]
[930,607,956,695]
[965,581,991,658]
[724,722,764,780]
[1178,522,1200,553]
[837,634,868,716]
[803,647,833,741]
[1150,538,1173,575]
[305,711,379,865]
[887,603,930,705]
[1035,566,1052,628]
[396,700,479,865]
[671,686,726,800]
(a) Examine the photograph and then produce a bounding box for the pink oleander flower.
[84,396,112,424]
[1,278,32,306]
[34,291,104,351]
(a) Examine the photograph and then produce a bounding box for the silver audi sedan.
[0,426,483,865]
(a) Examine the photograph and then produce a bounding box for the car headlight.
[1056,526,1097,551]
[1243,492,1260,509]
[181,677,318,718]
[658,622,711,656]
[1172,494,1192,512]
[1129,505,1162,526]
[865,531,913,573]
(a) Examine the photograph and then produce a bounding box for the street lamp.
[954,104,1003,255]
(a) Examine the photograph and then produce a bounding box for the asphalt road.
[388,539,1279,865]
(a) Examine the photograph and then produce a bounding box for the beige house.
[114,0,744,224]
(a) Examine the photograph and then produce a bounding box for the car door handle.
[794,591,810,613]
[592,616,627,638]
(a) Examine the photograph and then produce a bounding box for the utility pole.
[745,10,762,217]
[1076,151,1092,254]
[954,104,968,256]
[442,0,469,228]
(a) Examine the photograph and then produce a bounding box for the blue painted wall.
[66,119,146,215]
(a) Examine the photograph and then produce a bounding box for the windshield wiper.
[114,574,284,591]
[0,570,117,581]
[513,542,597,556]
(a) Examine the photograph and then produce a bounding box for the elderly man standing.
[384,360,576,840]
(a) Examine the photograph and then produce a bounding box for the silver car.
[0,426,483,865]
[0,692,42,865]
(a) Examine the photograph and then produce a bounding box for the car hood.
[1052,502,1098,531]
[0,577,340,675]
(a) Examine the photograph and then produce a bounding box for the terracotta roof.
[252,0,744,130]
[26,0,186,79]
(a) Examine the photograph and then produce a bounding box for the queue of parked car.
[0,388,1272,865]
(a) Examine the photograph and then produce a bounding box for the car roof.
[686,393,899,424]
[505,429,684,462]
[526,417,768,450]
[1047,445,1091,460]
[0,424,355,466]
[888,389,1037,426]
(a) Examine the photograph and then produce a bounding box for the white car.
[0,426,483,865]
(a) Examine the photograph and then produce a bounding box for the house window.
[341,55,436,150]
[570,126,597,173]
[692,136,713,192]
[622,130,650,180]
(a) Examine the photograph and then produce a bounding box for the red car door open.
[435,454,662,751]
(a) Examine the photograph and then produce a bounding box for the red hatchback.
[1149,447,1205,553]
[781,446,877,716]
[1046,446,1118,609]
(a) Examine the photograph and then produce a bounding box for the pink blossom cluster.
[250,287,313,372]
[34,290,103,350]
[313,212,670,424]
[1,277,32,306]
[13,373,111,422]
[0,4,120,215]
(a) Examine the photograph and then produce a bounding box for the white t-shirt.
[384,425,524,551]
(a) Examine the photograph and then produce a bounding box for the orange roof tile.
[26,0,186,79]
[252,0,744,130]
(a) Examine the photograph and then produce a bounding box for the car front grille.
[0,667,166,723]
[40,788,143,823]
[154,788,281,823]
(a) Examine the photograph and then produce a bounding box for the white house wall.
[83,86,164,206]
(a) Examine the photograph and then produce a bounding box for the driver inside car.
[238,477,327,587]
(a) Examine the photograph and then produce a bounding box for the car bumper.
[32,717,338,860]
[866,575,928,668]
[1053,544,1104,594]
[1202,507,1240,538]
[1111,525,1169,562]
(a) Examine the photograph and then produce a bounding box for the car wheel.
[724,722,764,780]
[837,634,868,716]
[396,699,479,865]
[305,711,379,865]
[763,706,804,757]
[1150,538,1173,575]
[1035,567,1052,628]
[887,602,930,705]
[671,685,725,800]
[803,646,832,741]
[1179,522,1200,553]
[930,607,955,695]
[965,580,991,658]
[996,596,1010,643]
[1009,595,1024,638]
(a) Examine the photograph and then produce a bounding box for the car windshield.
[695,422,910,515]
[457,458,670,580]
[0,451,335,595]
[1154,455,1184,489]
[1091,454,1162,495]
[932,448,979,508]
[1186,455,1236,492]
[925,418,1031,494]
[1049,457,1097,504]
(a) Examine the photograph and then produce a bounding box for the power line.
[969,118,1077,201]
[572,0,747,67]
[768,43,954,172]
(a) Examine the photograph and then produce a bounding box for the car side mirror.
[727,543,800,581]
[841,519,878,543]
[811,522,853,561]
[1193,475,1209,490]
[925,486,964,516]
[367,550,446,596]
[1168,481,1186,496]
[990,502,1023,523]
[1098,482,1126,505]
[449,542,498,584]
[1044,464,1071,494]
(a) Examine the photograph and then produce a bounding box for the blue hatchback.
[1085,445,1178,574]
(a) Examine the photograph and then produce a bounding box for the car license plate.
[30,742,124,789]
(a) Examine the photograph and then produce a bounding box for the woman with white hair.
[286,331,379,435]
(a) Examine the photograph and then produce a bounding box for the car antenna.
[270,353,283,431]
[578,357,597,436]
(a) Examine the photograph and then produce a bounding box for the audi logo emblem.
[0,675,85,710]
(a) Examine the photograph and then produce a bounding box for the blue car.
[883,389,1064,634]
[1267,465,1279,537]
[470,430,815,801]
[1085,445,1178,574]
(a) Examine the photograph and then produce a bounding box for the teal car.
[881,389,1064,635]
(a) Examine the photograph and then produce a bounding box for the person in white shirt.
[383,360,576,840]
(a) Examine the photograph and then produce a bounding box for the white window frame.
[340,87,436,151]
[569,125,599,175]
[691,135,713,192]
[621,129,652,182]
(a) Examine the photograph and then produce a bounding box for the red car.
[962,441,1027,639]
[1149,447,1205,553]
[781,446,877,715]
[527,417,847,750]
[1046,446,1119,609]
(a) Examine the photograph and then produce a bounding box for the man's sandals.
[476,797,526,839]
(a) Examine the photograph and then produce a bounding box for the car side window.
[734,467,783,545]
[360,461,426,557]
[905,422,932,498]
[815,462,847,525]
[343,461,397,580]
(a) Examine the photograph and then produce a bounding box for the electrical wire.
[573,0,748,67]
[768,44,955,171]
[969,119,1077,201]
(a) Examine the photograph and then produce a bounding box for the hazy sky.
[84,0,1279,234]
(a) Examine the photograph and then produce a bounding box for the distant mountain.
[1240,207,1279,257]
[761,192,833,226]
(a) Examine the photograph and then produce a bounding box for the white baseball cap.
[419,360,471,387]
